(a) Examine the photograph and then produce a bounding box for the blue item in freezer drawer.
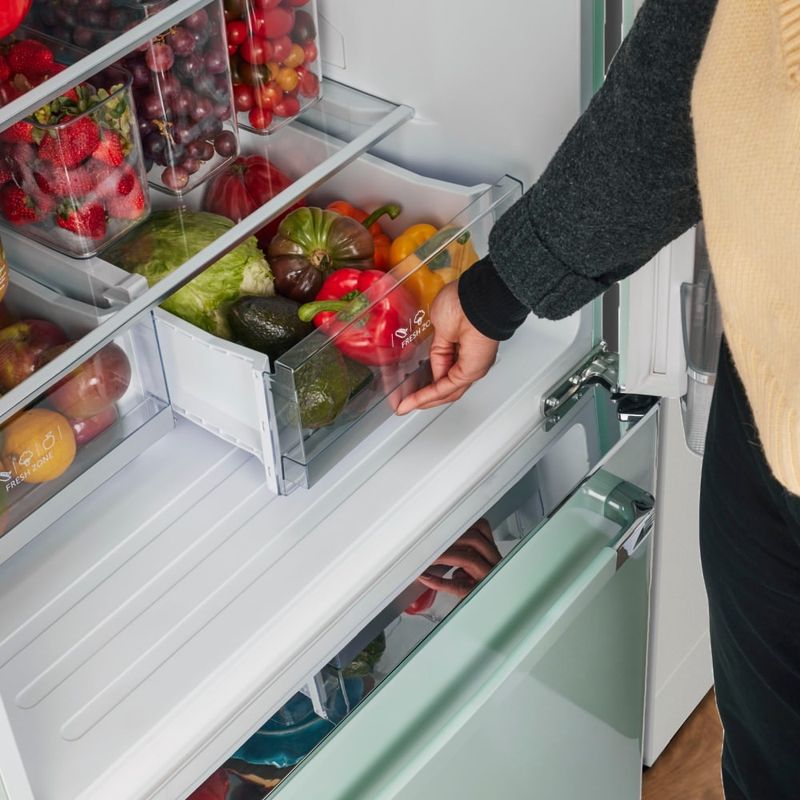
[233,678,364,768]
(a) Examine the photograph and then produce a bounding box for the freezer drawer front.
[274,412,658,800]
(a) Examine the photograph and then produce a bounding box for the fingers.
[396,371,472,415]
[428,331,457,383]
[424,544,495,582]
[454,524,501,566]
[417,572,475,599]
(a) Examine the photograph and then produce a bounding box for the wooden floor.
[642,691,724,800]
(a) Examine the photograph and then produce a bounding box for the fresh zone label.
[395,309,431,349]
[2,428,64,489]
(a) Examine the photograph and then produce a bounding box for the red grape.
[183,9,208,30]
[199,140,215,161]
[182,158,201,175]
[169,27,196,57]
[162,165,190,190]
[145,43,175,73]
[192,96,214,121]
[214,131,237,158]
[204,47,229,74]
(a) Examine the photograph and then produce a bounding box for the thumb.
[428,330,457,382]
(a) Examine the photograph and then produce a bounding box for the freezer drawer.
[183,389,658,800]
[274,413,657,800]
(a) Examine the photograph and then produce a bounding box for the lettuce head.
[105,210,273,339]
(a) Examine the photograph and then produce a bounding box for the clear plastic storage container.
[0,261,172,565]
[0,32,150,258]
[26,0,170,51]
[120,0,241,194]
[227,0,322,134]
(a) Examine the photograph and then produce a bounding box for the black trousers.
[700,342,800,799]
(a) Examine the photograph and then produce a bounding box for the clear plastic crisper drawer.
[272,176,521,492]
[0,262,172,564]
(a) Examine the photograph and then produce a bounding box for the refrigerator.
[0,1,715,798]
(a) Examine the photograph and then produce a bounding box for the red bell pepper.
[326,201,401,271]
[298,268,421,366]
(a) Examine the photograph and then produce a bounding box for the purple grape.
[143,131,166,159]
[162,166,190,191]
[159,74,182,99]
[183,9,208,30]
[169,27,196,57]
[141,93,167,120]
[203,116,224,137]
[72,27,94,48]
[186,140,204,159]
[107,9,129,30]
[85,9,106,26]
[138,118,155,139]
[191,28,209,50]
[214,131,236,158]
[204,47,228,75]
[129,60,152,89]
[191,96,213,122]
[146,43,175,73]
[174,54,203,81]
[214,103,232,122]
[172,122,196,145]
[198,140,215,161]
[182,158,201,175]
[87,0,111,10]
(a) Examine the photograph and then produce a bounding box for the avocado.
[228,295,313,363]
[293,344,351,429]
[343,357,375,399]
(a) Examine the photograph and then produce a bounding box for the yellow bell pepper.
[388,223,438,268]
[390,226,481,319]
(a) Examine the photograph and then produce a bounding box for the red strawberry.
[31,189,55,216]
[0,166,12,185]
[56,201,107,239]
[0,185,38,224]
[92,131,125,167]
[38,117,100,168]
[0,56,10,84]
[107,182,146,220]
[0,81,20,106]
[0,121,34,143]
[34,163,95,198]
[7,41,55,79]
[94,164,137,200]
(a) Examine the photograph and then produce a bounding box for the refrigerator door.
[271,409,658,800]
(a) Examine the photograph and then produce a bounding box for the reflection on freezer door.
[273,410,658,800]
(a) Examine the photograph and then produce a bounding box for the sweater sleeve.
[459,0,718,338]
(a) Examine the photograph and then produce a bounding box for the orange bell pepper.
[326,201,401,271]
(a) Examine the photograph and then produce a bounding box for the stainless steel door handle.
[614,506,655,569]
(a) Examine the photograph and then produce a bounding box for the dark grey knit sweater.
[459,0,718,340]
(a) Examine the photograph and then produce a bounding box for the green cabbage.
[105,210,274,339]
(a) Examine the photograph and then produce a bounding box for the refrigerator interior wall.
[316,1,585,188]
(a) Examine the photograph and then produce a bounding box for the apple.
[39,342,132,420]
[69,405,118,447]
[0,319,68,391]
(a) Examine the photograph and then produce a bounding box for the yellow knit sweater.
[693,0,800,494]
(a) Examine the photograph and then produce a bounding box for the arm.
[459,0,718,340]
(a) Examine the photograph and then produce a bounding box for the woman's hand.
[395,282,500,414]
[417,519,501,599]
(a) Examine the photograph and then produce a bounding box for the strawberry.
[107,182,146,220]
[31,189,55,216]
[38,117,100,168]
[0,121,34,143]
[56,201,107,239]
[7,41,55,79]
[92,163,137,201]
[0,166,12,185]
[0,56,10,84]
[0,185,38,224]
[34,163,95,198]
[92,131,125,167]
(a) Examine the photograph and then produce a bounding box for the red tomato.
[253,80,283,109]
[271,35,293,63]
[285,0,309,5]
[228,42,238,55]
[273,93,300,118]
[202,153,305,249]
[303,39,318,64]
[298,67,319,98]
[240,36,271,65]
[262,7,295,37]
[248,106,273,130]
[251,0,281,7]
[276,66,298,92]
[225,20,248,45]
[247,9,267,37]
[233,83,255,112]
[0,0,30,39]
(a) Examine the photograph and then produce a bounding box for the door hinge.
[542,343,619,421]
